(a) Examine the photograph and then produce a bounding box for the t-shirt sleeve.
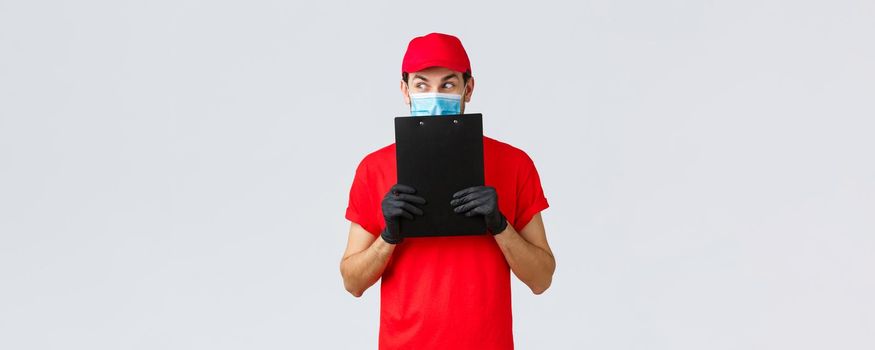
[512,151,549,231]
[345,158,382,237]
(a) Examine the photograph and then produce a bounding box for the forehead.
[410,66,462,79]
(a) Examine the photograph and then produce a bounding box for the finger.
[392,184,417,194]
[464,204,492,217]
[452,186,485,198]
[400,210,414,220]
[454,197,490,214]
[391,207,414,220]
[397,193,426,205]
[450,189,490,206]
[399,201,424,216]
[470,205,491,216]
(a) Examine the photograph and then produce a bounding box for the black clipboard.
[394,113,486,237]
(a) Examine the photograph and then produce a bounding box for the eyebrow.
[412,73,460,82]
[440,74,459,81]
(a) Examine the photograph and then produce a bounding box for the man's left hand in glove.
[450,185,508,235]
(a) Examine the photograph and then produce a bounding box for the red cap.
[401,33,471,75]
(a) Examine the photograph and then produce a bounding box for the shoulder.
[354,143,396,174]
[484,135,535,167]
[361,142,395,162]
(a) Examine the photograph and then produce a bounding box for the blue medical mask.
[409,92,463,116]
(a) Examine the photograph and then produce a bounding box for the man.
[339,32,555,350]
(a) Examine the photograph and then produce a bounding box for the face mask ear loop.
[405,80,414,111]
[460,85,467,113]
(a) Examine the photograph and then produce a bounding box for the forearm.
[340,237,395,297]
[494,225,555,294]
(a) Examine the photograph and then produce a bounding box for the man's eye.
[442,82,455,89]
[416,83,427,89]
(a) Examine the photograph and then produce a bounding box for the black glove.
[450,185,508,235]
[380,184,426,244]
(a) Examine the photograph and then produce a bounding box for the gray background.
[1,0,873,349]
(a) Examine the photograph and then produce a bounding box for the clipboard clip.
[417,119,461,126]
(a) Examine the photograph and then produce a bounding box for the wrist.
[380,226,403,244]
[487,212,508,235]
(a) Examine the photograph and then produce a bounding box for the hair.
[402,70,472,85]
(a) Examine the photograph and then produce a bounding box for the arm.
[450,186,555,295]
[339,223,395,297]
[340,184,425,297]
[493,213,555,294]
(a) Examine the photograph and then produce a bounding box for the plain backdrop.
[1,0,873,349]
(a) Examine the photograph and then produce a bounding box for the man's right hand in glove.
[380,184,426,244]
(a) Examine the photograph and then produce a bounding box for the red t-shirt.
[345,135,549,350]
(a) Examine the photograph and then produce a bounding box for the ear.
[400,79,411,105]
[464,77,475,103]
